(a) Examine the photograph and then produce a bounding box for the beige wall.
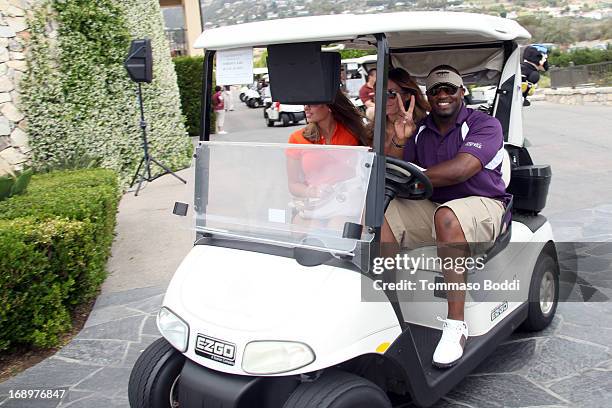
[160,0,203,56]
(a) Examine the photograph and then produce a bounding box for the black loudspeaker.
[125,39,153,83]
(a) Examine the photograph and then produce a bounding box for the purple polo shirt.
[403,105,511,205]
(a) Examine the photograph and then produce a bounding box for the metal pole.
[137,82,152,180]
[200,51,215,141]
[364,34,389,231]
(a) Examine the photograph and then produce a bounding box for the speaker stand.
[129,83,187,196]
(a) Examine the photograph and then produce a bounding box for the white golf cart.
[240,67,268,108]
[129,12,558,408]
[264,101,306,127]
[342,54,377,98]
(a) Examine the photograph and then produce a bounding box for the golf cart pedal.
[173,201,189,216]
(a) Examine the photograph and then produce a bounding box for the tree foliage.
[548,45,612,67]
[516,15,612,46]
[339,49,377,59]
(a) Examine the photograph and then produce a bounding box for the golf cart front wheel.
[128,337,185,408]
[282,370,391,408]
[522,251,559,331]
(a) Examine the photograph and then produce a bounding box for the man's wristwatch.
[391,137,406,148]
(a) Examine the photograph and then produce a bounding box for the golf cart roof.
[194,11,531,51]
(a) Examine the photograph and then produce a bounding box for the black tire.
[267,119,275,127]
[521,251,559,332]
[239,93,246,102]
[281,113,290,127]
[283,370,391,408]
[246,99,254,108]
[128,338,185,408]
[252,99,261,108]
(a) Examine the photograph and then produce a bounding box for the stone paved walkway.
[1,205,610,408]
[1,103,611,407]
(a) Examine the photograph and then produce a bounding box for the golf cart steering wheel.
[384,157,433,209]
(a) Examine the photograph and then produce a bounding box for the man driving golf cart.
[381,65,510,368]
[129,12,558,408]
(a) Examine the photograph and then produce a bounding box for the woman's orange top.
[288,122,360,146]
[287,122,360,186]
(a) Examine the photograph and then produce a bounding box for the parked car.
[264,101,306,127]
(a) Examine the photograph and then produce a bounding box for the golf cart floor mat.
[385,303,528,404]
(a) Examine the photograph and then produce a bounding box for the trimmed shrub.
[0,169,34,202]
[0,218,92,349]
[0,169,120,351]
[174,56,204,136]
[174,56,215,136]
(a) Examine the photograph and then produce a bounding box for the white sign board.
[216,47,254,85]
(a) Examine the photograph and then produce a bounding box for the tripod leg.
[150,157,187,184]
[134,170,146,196]
[130,157,145,188]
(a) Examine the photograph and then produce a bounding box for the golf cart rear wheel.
[128,337,185,408]
[282,370,391,408]
[522,251,559,332]
[267,119,275,127]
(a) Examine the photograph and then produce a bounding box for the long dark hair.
[388,68,430,122]
[365,67,430,146]
[303,90,367,145]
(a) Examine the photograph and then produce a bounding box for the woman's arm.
[286,157,320,198]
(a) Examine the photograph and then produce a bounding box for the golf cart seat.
[482,147,513,261]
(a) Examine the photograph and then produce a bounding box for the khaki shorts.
[386,196,505,248]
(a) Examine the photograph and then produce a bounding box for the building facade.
[159,0,203,56]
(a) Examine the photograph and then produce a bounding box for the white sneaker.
[432,317,468,368]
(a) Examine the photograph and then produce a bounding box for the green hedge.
[173,56,215,136]
[0,169,119,351]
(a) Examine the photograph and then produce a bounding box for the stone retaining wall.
[0,0,30,175]
[544,87,612,106]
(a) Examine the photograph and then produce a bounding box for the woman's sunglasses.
[386,88,417,99]
[426,84,459,97]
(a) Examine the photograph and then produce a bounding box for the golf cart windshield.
[194,142,375,255]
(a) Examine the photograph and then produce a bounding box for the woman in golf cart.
[287,89,367,195]
[287,89,367,148]
[286,90,368,227]
[365,68,430,156]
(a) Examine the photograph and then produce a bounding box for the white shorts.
[215,110,226,130]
